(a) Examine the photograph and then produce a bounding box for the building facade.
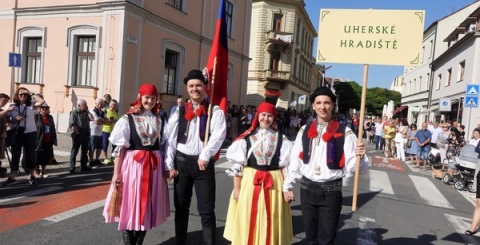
[431,6,480,136]
[0,0,252,132]
[400,1,479,125]
[246,0,319,110]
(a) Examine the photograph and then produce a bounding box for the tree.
[332,82,401,116]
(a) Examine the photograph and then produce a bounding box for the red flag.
[205,0,228,115]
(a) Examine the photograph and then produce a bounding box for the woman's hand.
[111,173,121,188]
[233,187,240,202]
[284,191,294,203]
[167,169,178,181]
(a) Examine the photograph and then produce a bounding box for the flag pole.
[352,63,369,212]
[204,56,217,147]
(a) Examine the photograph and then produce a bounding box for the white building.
[400,1,480,125]
[431,7,480,136]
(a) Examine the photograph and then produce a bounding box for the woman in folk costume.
[224,102,293,245]
[103,84,176,245]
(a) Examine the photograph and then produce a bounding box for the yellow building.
[246,0,320,110]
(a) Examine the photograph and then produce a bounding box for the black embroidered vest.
[245,131,283,171]
[301,121,346,170]
[177,103,211,144]
[127,114,161,151]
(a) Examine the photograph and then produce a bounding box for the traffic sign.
[464,96,479,108]
[8,53,21,67]
[466,84,480,95]
[439,98,451,112]
[298,95,306,105]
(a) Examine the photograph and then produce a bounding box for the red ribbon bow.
[248,170,274,245]
[133,150,158,225]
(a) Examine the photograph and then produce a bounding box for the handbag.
[406,139,412,148]
[107,184,122,217]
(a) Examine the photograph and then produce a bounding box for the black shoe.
[69,169,76,175]
[81,167,93,172]
[3,177,16,186]
[29,176,37,185]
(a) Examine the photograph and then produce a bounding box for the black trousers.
[300,177,343,245]
[69,133,89,171]
[173,152,216,228]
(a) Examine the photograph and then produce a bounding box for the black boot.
[175,221,188,245]
[122,230,135,245]
[135,231,146,245]
[202,227,216,245]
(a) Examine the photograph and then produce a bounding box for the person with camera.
[34,103,57,178]
[0,93,12,175]
[68,99,95,174]
[4,87,44,185]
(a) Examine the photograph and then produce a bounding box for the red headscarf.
[128,84,159,114]
[234,102,277,141]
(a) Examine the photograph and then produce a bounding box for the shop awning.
[393,105,408,114]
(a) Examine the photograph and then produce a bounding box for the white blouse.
[109,111,172,170]
[225,128,292,176]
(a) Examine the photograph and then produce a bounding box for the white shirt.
[90,108,105,136]
[283,124,369,192]
[375,122,383,136]
[165,105,227,165]
[469,138,480,147]
[430,127,443,144]
[8,103,36,134]
[226,128,292,172]
[109,111,172,170]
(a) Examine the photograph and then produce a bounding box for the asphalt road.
[0,134,479,245]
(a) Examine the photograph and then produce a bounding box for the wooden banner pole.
[352,64,369,212]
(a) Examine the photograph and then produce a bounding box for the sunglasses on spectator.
[19,93,29,96]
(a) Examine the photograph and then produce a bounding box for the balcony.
[259,70,291,89]
[265,30,293,47]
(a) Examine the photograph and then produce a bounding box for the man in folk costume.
[223,102,293,245]
[166,69,227,245]
[283,87,369,245]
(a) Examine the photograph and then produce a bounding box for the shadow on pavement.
[157,226,229,245]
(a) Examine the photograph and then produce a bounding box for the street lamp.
[319,65,332,88]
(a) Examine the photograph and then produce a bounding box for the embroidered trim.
[131,114,161,146]
[249,132,278,166]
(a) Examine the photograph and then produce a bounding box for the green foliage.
[332,82,401,116]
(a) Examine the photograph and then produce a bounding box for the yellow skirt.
[224,167,293,245]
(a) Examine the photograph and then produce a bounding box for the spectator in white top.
[89,98,106,167]
[430,122,442,149]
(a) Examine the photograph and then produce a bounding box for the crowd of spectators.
[0,89,119,185]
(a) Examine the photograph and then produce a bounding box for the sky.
[304,0,478,88]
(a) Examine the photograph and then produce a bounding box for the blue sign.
[464,96,479,108]
[466,84,480,96]
[8,53,21,67]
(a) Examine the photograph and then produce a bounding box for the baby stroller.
[428,147,442,170]
[443,144,476,192]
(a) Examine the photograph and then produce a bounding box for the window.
[273,13,283,31]
[166,0,182,10]
[226,1,233,37]
[459,61,465,81]
[75,36,96,86]
[426,73,430,89]
[164,50,178,95]
[296,19,301,42]
[413,79,416,93]
[25,38,42,84]
[447,68,452,86]
[422,46,425,63]
[437,74,441,90]
[418,77,422,91]
[269,51,280,71]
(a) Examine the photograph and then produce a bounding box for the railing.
[262,70,290,80]
[265,31,293,44]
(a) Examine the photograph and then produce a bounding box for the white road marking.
[357,216,377,245]
[409,175,453,209]
[0,186,63,204]
[445,213,480,244]
[54,150,71,157]
[369,170,394,195]
[457,189,477,207]
[44,199,105,223]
